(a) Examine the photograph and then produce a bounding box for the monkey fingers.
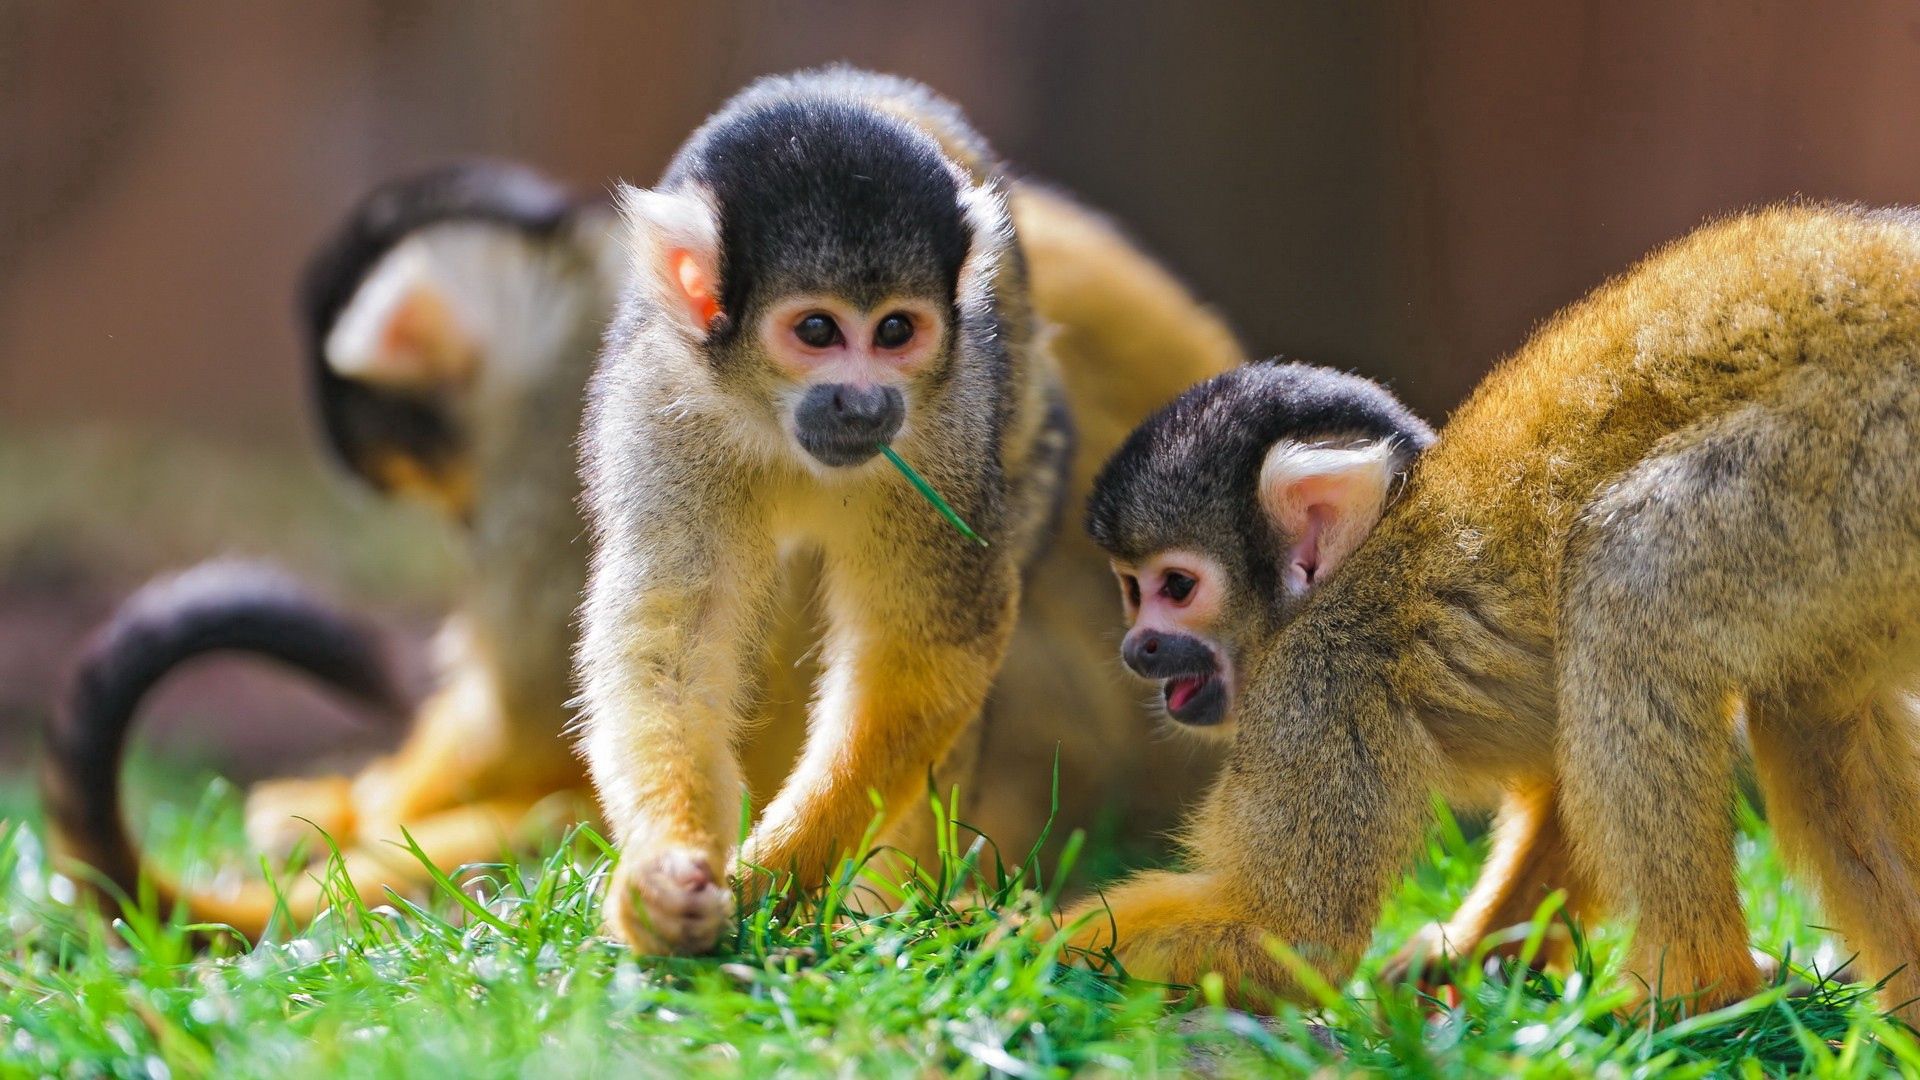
[604,845,735,956]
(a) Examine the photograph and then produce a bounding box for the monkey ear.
[617,182,723,336]
[1258,439,1401,595]
[324,242,480,389]
[955,180,1013,318]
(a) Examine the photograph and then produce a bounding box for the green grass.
[2,775,1916,1079]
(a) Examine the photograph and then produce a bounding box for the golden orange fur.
[1071,205,1920,1018]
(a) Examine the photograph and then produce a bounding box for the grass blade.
[879,444,988,547]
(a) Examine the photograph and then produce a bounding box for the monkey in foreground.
[577,66,1242,957]
[1070,204,1920,1018]
[47,82,1242,935]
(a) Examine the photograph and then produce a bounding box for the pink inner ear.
[670,249,721,328]
[372,285,474,384]
[1284,504,1329,593]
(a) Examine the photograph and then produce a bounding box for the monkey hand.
[1378,920,1533,994]
[1056,871,1340,1012]
[1380,918,1589,1000]
[604,844,735,956]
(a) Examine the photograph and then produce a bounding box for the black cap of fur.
[662,72,975,335]
[1087,360,1436,575]
[298,161,578,493]
[41,561,405,898]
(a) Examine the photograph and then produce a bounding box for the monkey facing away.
[46,82,1242,935]
[576,67,1240,957]
[1071,204,1920,1018]
[43,161,615,931]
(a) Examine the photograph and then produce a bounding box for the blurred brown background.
[3,0,1920,774]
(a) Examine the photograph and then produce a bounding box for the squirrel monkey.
[46,82,1242,935]
[576,67,1241,956]
[42,162,614,931]
[1072,204,1920,1019]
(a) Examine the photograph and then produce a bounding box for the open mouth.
[1161,670,1226,726]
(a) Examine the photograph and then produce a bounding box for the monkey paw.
[1378,922,1485,990]
[605,847,734,956]
[1752,949,1854,997]
[244,775,357,859]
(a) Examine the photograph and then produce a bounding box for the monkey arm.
[577,485,778,955]
[1064,669,1438,1008]
[740,542,1020,893]
[1380,783,1595,987]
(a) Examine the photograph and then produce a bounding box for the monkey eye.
[794,313,842,348]
[1121,573,1141,610]
[874,312,915,350]
[1160,570,1196,604]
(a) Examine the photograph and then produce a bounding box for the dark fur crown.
[664,69,980,318]
[299,161,580,491]
[1086,360,1435,561]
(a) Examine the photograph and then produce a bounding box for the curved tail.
[41,560,407,935]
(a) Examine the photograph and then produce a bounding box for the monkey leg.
[1551,422,1834,1012]
[173,790,577,939]
[1383,783,1596,987]
[1557,646,1755,1011]
[573,456,800,956]
[244,673,581,859]
[1748,686,1920,1021]
[1557,384,1920,1013]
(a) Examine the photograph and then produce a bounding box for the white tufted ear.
[326,222,591,390]
[954,180,1012,320]
[616,182,723,336]
[1258,439,1399,595]
[325,237,478,388]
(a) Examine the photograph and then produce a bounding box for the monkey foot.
[606,847,734,956]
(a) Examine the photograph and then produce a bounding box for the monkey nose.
[795,383,905,466]
[827,383,904,436]
[1122,630,1212,679]
[1122,632,1161,676]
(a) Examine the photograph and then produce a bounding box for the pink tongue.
[1167,676,1203,711]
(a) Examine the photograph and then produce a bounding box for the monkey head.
[300,161,617,518]
[1086,361,1435,732]
[614,92,1012,473]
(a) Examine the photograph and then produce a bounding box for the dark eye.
[795,313,841,348]
[1161,571,1196,603]
[1123,574,1141,608]
[874,313,914,350]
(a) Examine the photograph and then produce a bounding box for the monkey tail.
[40,560,407,937]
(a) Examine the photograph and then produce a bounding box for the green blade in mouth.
[878,444,988,548]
